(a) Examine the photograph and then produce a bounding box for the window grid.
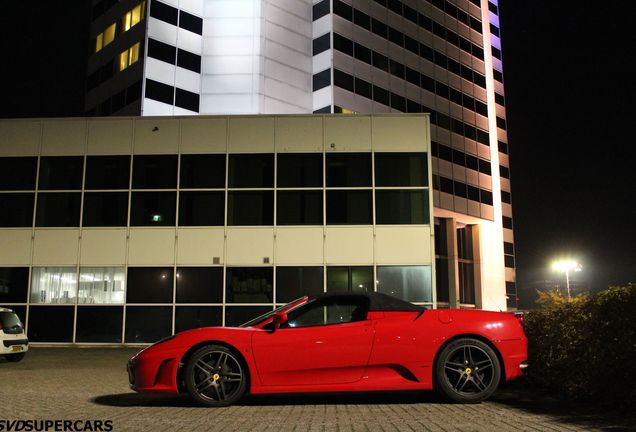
[1,150,434,343]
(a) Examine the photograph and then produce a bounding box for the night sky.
[1,2,634,298]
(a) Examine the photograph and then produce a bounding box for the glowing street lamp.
[551,260,582,300]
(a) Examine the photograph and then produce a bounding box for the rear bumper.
[496,338,528,381]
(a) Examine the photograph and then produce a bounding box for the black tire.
[6,353,25,362]
[184,345,247,407]
[434,338,501,403]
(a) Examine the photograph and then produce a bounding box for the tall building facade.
[84,0,515,310]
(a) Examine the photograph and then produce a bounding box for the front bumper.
[0,337,29,355]
[127,349,181,394]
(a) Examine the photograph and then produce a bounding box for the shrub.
[523,284,636,407]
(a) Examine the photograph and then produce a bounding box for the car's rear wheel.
[6,353,25,362]
[184,345,246,407]
[434,338,501,403]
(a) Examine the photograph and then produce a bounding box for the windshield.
[0,312,22,331]
[239,297,306,328]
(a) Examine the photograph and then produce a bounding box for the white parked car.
[0,308,28,362]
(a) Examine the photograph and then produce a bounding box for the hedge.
[523,283,636,407]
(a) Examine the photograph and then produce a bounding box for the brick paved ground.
[0,348,632,432]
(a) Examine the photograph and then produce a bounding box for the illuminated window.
[122,2,145,32]
[95,22,116,53]
[119,42,140,71]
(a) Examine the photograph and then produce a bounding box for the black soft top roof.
[310,292,423,312]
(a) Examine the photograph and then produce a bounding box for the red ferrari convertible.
[127,292,527,406]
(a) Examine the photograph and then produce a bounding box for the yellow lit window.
[122,2,145,32]
[95,33,104,53]
[103,23,116,46]
[119,42,141,71]
[95,22,116,53]
[341,107,357,114]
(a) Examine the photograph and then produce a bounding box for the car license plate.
[11,346,23,352]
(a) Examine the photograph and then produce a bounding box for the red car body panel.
[128,297,527,396]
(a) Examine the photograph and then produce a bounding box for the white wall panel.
[148,17,178,45]
[133,118,180,153]
[324,227,374,264]
[324,116,371,151]
[275,116,323,151]
[180,117,227,153]
[128,228,176,265]
[87,119,133,154]
[0,120,40,156]
[176,228,225,265]
[80,229,127,265]
[226,228,274,265]
[275,227,323,264]
[145,58,177,87]
[41,120,86,155]
[375,227,432,264]
[0,230,32,265]
[33,230,79,265]
[228,116,275,152]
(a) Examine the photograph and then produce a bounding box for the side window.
[285,298,367,328]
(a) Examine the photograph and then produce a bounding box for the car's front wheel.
[184,345,247,407]
[434,338,501,403]
[6,353,26,362]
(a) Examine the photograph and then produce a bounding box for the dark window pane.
[179,10,203,34]
[501,190,511,204]
[175,306,222,332]
[376,190,429,224]
[326,190,372,224]
[275,267,323,302]
[373,85,389,105]
[228,154,273,188]
[0,193,34,227]
[313,69,331,91]
[355,77,372,99]
[435,258,450,303]
[353,9,370,30]
[179,191,224,226]
[27,306,74,342]
[0,268,29,303]
[126,267,173,303]
[333,0,352,20]
[480,189,493,205]
[38,157,83,190]
[132,155,177,189]
[76,306,123,343]
[82,192,128,226]
[334,69,354,92]
[147,38,176,64]
[390,93,406,111]
[225,306,271,327]
[377,266,432,302]
[175,88,200,112]
[180,154,225,188]
[313,0,329,21]
[313,33,330,55]
[226,267,273,303]
[149,0,178,25]
[326,153,371,187]
[145,79,174,105]
[504,242,515,255]
[277,190,323,225]
[375,153,427,186]
[371,18,387,38]
[372,51,388,71]
[125,306,172,343]
[459,262,475,304]
[176,267,223,303]
[503,216,513,229]
[130,192,176,226]
[354,43,371,63]
[4,305,26,326]
[333,33,353,56]
[85,156,130,189]
[277,153,322,188]
[35,193,81,227]
[0,157,37,190]
[227,191,273,226]
[327,266,372,292]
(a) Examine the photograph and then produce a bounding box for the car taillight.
[513,312,524,326]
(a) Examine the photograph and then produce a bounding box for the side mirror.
[271,312,288,332]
